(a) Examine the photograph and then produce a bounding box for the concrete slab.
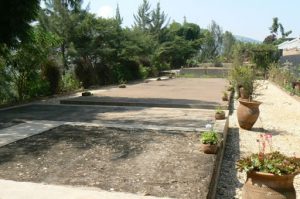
[61,78,229,109]
[0,121,63,147]
[0,180,168,199]
[0,104,216,130]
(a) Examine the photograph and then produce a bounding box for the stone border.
[207,116,229,199]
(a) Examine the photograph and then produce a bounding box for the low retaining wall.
[180,67,230,78]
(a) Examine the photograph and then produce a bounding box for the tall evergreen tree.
[133,0,152,31]
[115,4,123,26]
[150,2,169,34]
[39,0,83,71]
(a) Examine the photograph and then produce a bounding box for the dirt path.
[216,81,300,198]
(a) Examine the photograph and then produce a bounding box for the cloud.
[96,5,114,18]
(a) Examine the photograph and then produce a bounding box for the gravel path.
[216,80,300,198]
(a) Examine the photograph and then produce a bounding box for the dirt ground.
[0,125,215,199]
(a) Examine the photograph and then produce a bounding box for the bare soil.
[0,125,215,199]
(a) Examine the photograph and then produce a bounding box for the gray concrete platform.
[0,78,230,199]
[0,104,218,131]
[0,180,169,199]
[61,78,229,109]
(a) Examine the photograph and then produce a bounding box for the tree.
[250,44,279,77]
[222,31,236,61]
[4,27,60,100]
[115,4,123,26]
[266,17,292,43]
[0,0,40,46]
[150,2,169,35]
[133,0,152,32]
[279,24,292,39]
[209,20,223,56]
[269,17,279,35]
[39,0,83,71]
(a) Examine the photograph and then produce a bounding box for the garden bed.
[0,125,216,198]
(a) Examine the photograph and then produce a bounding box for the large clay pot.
[237,99,262,130]
[242,171,296,199]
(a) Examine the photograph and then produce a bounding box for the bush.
[61,71,80,92]
[229,65,255,97]
[138,65,150,79]
[200,130,218,145]
[42,60,60,94]
[74,58,95,88]
[27,74,51,97]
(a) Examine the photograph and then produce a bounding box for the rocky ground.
[0,125,214,199]
[216,81,300,198]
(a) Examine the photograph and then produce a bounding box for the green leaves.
[237,151,300,175]
[200,131,219,145]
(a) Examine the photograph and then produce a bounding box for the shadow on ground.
[0,125,214,199]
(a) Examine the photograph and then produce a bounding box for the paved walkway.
[0,104,217,131]
[0,121,63,147]
[60,78,228,109]
[216,81,300,198]
[0,180,169,199]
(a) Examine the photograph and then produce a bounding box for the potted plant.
[222,91,229,101]
[237,134,300,199]
[215,106,225,120]
[229,65,262,130]
[200,130,219,154]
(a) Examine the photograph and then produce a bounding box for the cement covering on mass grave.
[0,77,229,198]
[0,125,215,199]
[0,104,217,131]
[60,78,228,109]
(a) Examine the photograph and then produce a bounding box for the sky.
[82,0,300,41]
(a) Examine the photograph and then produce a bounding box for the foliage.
[269,17,292,39]
[229,65,255,98]
[264,17,292,44]
[268,63,299,96]
[222,31,236,61]
[0,0,40,46]
[232,42,254,67]
[4,27,59,100]
[0,55,15,103]
[133,0,152,32]
[39,0,83,71]
[61,70,80,92]
[250,44,279,75]
[42,60,61,94]
[197,20,223,62]
[200,130,219,145]
[237,151,300,175]
[215,106,224,114]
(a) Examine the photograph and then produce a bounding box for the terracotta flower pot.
[215,112,225,120]
[201,143,217,154]
[222,96,228,101]
[237,99,262,130]
[242,171,296,199]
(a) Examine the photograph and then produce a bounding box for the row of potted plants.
[200,65,300,198]
[229,65,300,199]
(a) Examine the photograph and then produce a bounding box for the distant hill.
[234,35,261,44]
